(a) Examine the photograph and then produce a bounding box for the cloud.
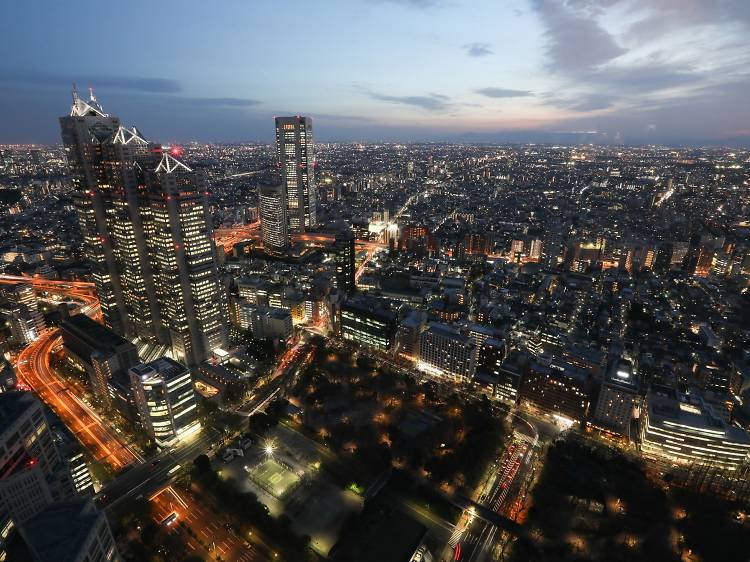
[0,70,182,93]
[463,42,493,57]
[533,0,626,73]
[368,91,451,111]
[545,92,618,111]
[475,87,534,98]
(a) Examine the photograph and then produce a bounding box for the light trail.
[5,275,140,469]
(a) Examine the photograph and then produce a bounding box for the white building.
[129,358,201,448]
[641,388,750,471]
[417,323,477,383]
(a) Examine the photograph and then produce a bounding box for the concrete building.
[17,499,121,562]
[591,359,639,436]
[640,388,750,471]
[518,360,592,423]
[259,181,290,253]
[333,228,355,295]
[275,116,317,232]
[417,323,478,383]
[60,315,139,414]
[340,297,397,353]
[129,357,201,448]
[238,304,293,342]
[60,90,226,368]
[0,392,75,524]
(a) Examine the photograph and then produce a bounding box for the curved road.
[2,275,141,470]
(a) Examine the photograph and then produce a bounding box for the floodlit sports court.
[247,458,300,499]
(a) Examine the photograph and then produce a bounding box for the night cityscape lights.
[1,2,750,561]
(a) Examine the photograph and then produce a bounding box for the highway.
[449,413,538,562]
[214,221,261,253]
[3,274,140,471]
[15,331,141,470]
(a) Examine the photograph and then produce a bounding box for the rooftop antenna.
[88,86,97,103]
[72,83,80,104]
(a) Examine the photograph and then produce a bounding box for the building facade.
[591,359,639,436]
[340,298,397,353]
[60,90,226,367]
[259,182,289,252]
[640,388,750,471]
[0,392,76,524]
[275,116,316,232]
[129,357,201,448]
[333,228,356,295]
[417,323,478,383]
[518,361,591,423]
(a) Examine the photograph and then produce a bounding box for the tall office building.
[275,116,317,232]
[0,392,76,524]
[60,90,226,367]
[59,89,128,336]
[17,499,121,562]
[259,181,289,252]
[333,228,355,294]
[129,357,201,447]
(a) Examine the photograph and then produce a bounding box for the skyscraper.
[259,181,289,253]
[0,392,76,523]
[60,90,226,367]
[275,116,317,232]
[333,228,355,294]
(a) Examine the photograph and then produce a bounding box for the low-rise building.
[640,388,750,471]
[340,297,397,353]
[518,360,592,423]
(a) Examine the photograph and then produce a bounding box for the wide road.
[151,486,264,562]
[15,330,140,470]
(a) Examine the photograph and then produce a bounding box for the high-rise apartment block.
[275,116,317,232]
[59,90,226,367]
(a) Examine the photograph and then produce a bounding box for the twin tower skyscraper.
[60,90,318,365]
[60,90,226,367]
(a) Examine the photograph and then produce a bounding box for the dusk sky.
[2,0,749,146]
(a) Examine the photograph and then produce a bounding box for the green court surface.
[248,458,300,498]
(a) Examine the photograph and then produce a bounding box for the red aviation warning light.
[170,146,182,157]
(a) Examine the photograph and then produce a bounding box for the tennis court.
[248,458,300,498]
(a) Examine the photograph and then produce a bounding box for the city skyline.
[1,0,749,146]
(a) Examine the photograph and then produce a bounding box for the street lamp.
[264,439,276,457]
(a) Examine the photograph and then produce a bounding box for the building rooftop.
[647,389,750,444]
[130,356,187,382]
[0,391,37,431]
[60,314,131,351]
[21,499,105,562]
